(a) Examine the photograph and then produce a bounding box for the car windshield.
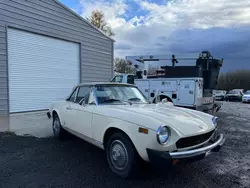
[244,90,250,94]
[228,90,239,94]
[215,90,224,94]
[95,85,148,105]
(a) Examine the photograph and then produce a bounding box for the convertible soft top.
[76,82,136,87]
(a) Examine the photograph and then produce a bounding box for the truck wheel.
[52,114,67,140]
[105,132,139,179]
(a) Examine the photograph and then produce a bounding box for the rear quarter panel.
[50,101,68,126]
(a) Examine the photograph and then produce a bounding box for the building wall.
[0,0,114,118]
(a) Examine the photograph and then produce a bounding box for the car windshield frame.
[93,84,149,105]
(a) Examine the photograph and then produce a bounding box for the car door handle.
[66,107,72,110]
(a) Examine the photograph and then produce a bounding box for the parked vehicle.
[213,90,227,101]
[242,90,250,103]
[47,82,225,179]
[111,51,224,115]
[224,89,244,102]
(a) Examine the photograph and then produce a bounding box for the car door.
[68,86,93,138]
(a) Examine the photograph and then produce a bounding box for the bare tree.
[86,10,115,37]
[217,70,250,91]
[114,57,136,74]
[147,66,158,75]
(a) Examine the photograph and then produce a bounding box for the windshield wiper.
[99,99,123,104]
[128,97,142,102]
[127,97,148,104]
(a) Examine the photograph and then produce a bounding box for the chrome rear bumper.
[47,112,51,119]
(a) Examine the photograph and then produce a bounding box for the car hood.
[95,104,215,137]
[243,94,250,97]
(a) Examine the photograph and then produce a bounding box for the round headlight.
[156,125,171,145]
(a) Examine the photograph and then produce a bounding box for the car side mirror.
[79,98,86,106]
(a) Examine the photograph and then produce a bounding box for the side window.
[127,75,135,84]
[75,86,91,104]
[68,88,78,102]
[111,75,123,83]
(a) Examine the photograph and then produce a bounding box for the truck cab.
[110,74,136,85]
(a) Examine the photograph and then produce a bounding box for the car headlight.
[212,116,218,128]
[156,125,171,145]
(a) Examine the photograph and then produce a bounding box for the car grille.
[176,130,214,149]
[227,96,240,100]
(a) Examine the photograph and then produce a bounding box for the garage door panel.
[8,66,79,76]
[8,31,78,48]
[8,28,80,113]
[8,58,79,69]
[9,45,79,60]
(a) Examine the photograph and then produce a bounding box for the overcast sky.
[59,0,250,72]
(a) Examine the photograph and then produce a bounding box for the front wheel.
[106,133,139,179]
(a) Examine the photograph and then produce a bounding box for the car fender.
[102,120,157,161]
[97,118,176,161]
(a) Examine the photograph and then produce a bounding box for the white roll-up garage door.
[8,28,80,113]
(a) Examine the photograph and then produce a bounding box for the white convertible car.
[47,82,225,178]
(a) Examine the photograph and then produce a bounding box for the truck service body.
[111,51,224,114]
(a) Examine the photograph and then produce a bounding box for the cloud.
[168,27,250,56]
[137,0,250,29]
[115,41,133,50]
[79,0,250,71]
[80,0,129,29]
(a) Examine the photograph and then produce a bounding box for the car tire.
[52,113,67,140]
[105,132,139,179]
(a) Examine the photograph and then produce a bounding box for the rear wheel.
[105,132,139,179]
[52,113,67,139]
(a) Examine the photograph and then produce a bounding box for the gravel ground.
[0,101,250,188]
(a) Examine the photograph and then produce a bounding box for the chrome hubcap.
[110,140,128,171]
[53,118,60,135]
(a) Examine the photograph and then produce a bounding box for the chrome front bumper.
[147,134,225,165]
[169,134,225,159]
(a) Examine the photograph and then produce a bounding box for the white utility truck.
[110,51,224,114]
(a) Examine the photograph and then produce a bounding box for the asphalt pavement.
[0,102,250,188]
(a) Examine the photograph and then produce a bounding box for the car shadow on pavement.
[1,126,249,188]
[64,135,198,185]
[62,134,182,180]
